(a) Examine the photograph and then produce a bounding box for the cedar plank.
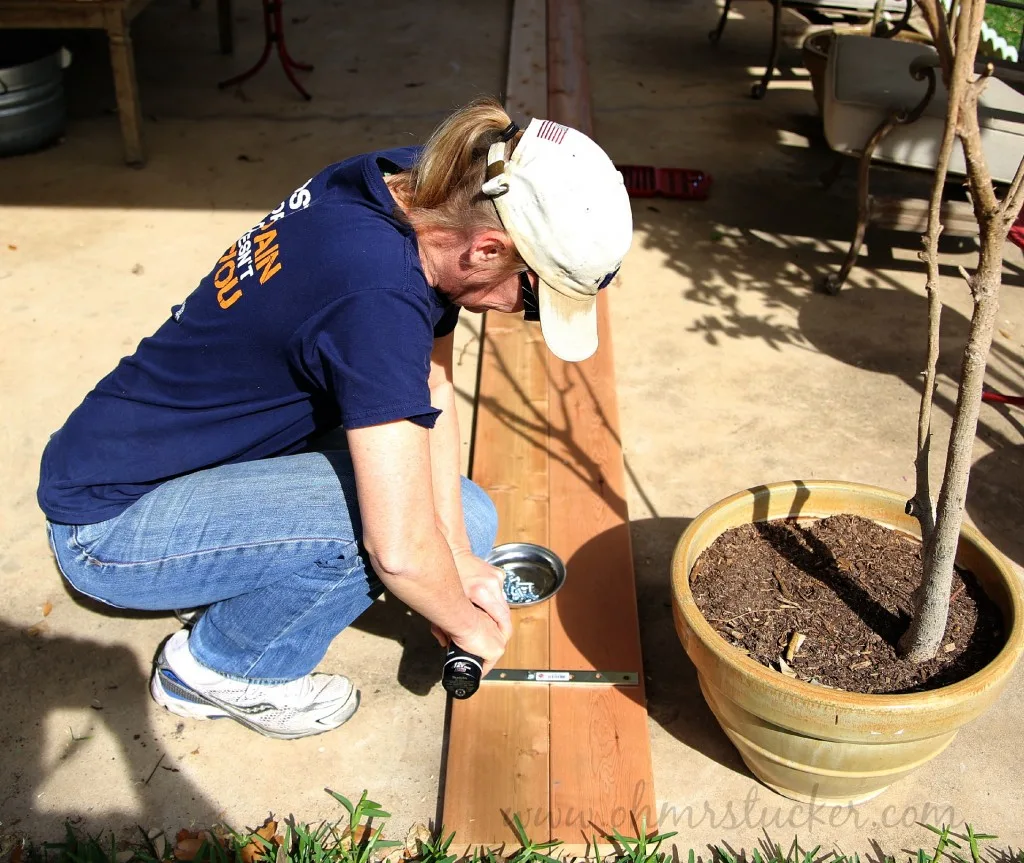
[546,0,657,833]
[442,315,552,844]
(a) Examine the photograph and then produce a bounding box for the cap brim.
[538,280,598,362]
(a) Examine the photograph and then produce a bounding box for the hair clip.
[498,121,520,142]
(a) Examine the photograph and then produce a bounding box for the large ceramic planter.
[671,480,1024,806]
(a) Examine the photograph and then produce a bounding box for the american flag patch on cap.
[536,120,568,144]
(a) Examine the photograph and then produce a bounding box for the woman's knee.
[460,478,498,558]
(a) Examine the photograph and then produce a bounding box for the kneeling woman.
[38,98,633,739]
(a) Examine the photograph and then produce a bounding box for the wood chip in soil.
[690,514,1004,694]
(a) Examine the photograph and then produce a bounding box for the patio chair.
[819,32,1024,294]
[710,0,916,98]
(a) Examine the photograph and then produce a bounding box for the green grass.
[5,791,1024,863]
[984,3,1024,50]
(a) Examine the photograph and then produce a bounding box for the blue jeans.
[46,449,498,683]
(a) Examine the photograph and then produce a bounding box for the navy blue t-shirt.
[38,147,460,525]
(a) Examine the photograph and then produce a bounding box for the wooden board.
[504,0,548,128]
[442,316,552,844]
[547,292,657,840]
[441,0,656,847]
[545,0,656,838]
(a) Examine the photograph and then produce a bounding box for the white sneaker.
[150,630,359,740]
[173,607,206,627]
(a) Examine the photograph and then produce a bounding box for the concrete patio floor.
[1,0,1022,854]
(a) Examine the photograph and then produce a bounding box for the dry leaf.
[784,632,806,663]
[42,601,53,617]
[173,831,207,861]
[403,823,431,859]
[174,830,219,861]
[240,818,279,863]
[339,824,374,851]
[10,843,24,863]
[26,622,47,637]
[943,642,957,653]
[776,656,798,677]
[256,819,278,841]
[851,659,872,670]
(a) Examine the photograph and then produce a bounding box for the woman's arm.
[427,331,511,641]
[346,418,507,672]
[426,330,473,553]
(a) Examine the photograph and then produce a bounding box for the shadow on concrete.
[0,615,218,845]
[629,515,750,779]
[630,179,1024,569]
[966,442,1024,569]
[349,599,442,698]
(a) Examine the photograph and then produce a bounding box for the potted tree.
[671,0,1024,805]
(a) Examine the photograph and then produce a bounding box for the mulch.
[689,514,1005,694]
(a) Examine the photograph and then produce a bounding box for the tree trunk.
[899,0,1020,661]
[899,222,1004,660]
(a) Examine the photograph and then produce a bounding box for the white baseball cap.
[482,118,633,362]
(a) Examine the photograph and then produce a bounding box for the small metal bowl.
[487,542,567,607]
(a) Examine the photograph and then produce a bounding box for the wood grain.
[546,0,657,838]
[505,0,548,128]
[545,293,657,838]
[442,316,553,844]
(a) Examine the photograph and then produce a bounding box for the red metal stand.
[218,0,313,100]
[982,389,1024,408]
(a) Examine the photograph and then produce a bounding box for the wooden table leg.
[105,7,145,166]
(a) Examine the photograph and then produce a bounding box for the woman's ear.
[467,229,514,267]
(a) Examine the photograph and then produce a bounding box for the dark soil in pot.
[690,514,1004,694]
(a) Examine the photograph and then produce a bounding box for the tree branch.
[959,90,1000,217]
[914,0,955,76]
[906,61,959,544]
[1001,155,1024,226]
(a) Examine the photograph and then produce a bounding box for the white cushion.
[823,34,1024,184]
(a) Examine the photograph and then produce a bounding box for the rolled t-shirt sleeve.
[296,289,442,430]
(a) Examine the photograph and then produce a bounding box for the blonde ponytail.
[390,98,525,276]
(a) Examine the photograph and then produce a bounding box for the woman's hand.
[452,549,512,641]
[431,550,513,674]
[435,606,509,676]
